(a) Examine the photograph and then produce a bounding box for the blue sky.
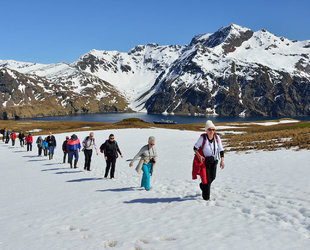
[1,0,310,64]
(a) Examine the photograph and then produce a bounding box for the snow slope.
[1,128,310,250]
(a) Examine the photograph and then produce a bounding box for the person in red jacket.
[62,136,69,163]
[10,131,17,146]
[25,133,33,151]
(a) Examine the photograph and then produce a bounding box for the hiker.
[66,134,81,168]
[18,132,25,147]
[0,128,5,142]
[100,134,123,179]
[62,136,69,163]
[25,133,33,151]
[193,120,225,201]
[46,131,57,160]
[10,131,16,146]
[82,132,99,171]
[129,136,157,191]
[5,130,10,144]
[43,138,48,156]
[36,136,43,156]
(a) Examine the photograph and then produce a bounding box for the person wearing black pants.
[101,134,123,179]
[82,132,98,171]
[194,120,225,200]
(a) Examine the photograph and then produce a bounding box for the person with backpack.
[43,137,48,156]
[62,136,69,163]
[36,136,43,156]
[82,132,99,171]
[25,133,33,151]
[18,132,25,147]
[193,120,225,201]
[5,130,10,144]
[129,136,157,191]
[100,134,123,179]
[66,134,81,168]
[10,131,17,146]
[46,131,57,160]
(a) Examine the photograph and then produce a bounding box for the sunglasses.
[149,143,155,145]
[207,128,215,132]
[110,137,114,140]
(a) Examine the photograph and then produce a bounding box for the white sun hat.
[205,120,216,131]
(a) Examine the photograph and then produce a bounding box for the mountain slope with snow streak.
[1,24,310,118]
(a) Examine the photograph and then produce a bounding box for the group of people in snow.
[1,120,225,200]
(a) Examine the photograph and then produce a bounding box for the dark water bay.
[28,113,310,124]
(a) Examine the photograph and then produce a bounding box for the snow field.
[1,128,310,250]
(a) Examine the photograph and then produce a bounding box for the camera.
[150,158,156,164]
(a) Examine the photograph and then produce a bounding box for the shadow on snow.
[67,178,103,183]
[124,194,200,204]
[56,171,83,174]
[96,187,139,192]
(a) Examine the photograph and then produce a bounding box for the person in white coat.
[129,136,157,191]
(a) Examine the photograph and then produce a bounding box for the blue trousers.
[141,163,152,190]
[48,146,55,155]
[68,150,79,163]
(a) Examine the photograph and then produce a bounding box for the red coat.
[25,136,33,143]
[10,132,16,140]
[192,133,207,182]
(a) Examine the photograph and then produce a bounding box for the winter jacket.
[100,140,122,158]
[67,138,81,152]
[82,136,98,152]
[36,137,43,147]
[10,132,16,140]
[43,140,48,149]
[19,133,25,140]
[62,140,69,152]
[46,135,56,147]
[25,135,33,143]
[130,145,157,174]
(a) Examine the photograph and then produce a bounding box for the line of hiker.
[1,119,225,197]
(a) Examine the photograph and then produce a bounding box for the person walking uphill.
[100,134,123,179]
[25,133,33,151]
[36,136,43,156]
[129,136,157,191]
[43,138,48,156]
[18,132,25,147]
[193,120,225,201]
[82,132,98,171]
[46,132,56,160]
[62,136,69,163]
[66,134,81,168]
[10,131,16,146]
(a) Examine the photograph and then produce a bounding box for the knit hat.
[66,136,69,139]
[148,136,155,143]
[205,120,216,131]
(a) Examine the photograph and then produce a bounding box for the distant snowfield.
[1,128,310,250]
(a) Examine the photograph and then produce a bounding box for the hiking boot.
[74,160,78,168]
[70,162,72,168]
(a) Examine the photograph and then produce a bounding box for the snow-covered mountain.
[1,23,310,119]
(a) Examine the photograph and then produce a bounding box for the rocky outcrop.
[0,67,129,119]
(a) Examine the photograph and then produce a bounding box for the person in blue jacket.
[66,134,81,168]
[43,138,48,156]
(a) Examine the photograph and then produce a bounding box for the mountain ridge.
[1,23,310,119]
